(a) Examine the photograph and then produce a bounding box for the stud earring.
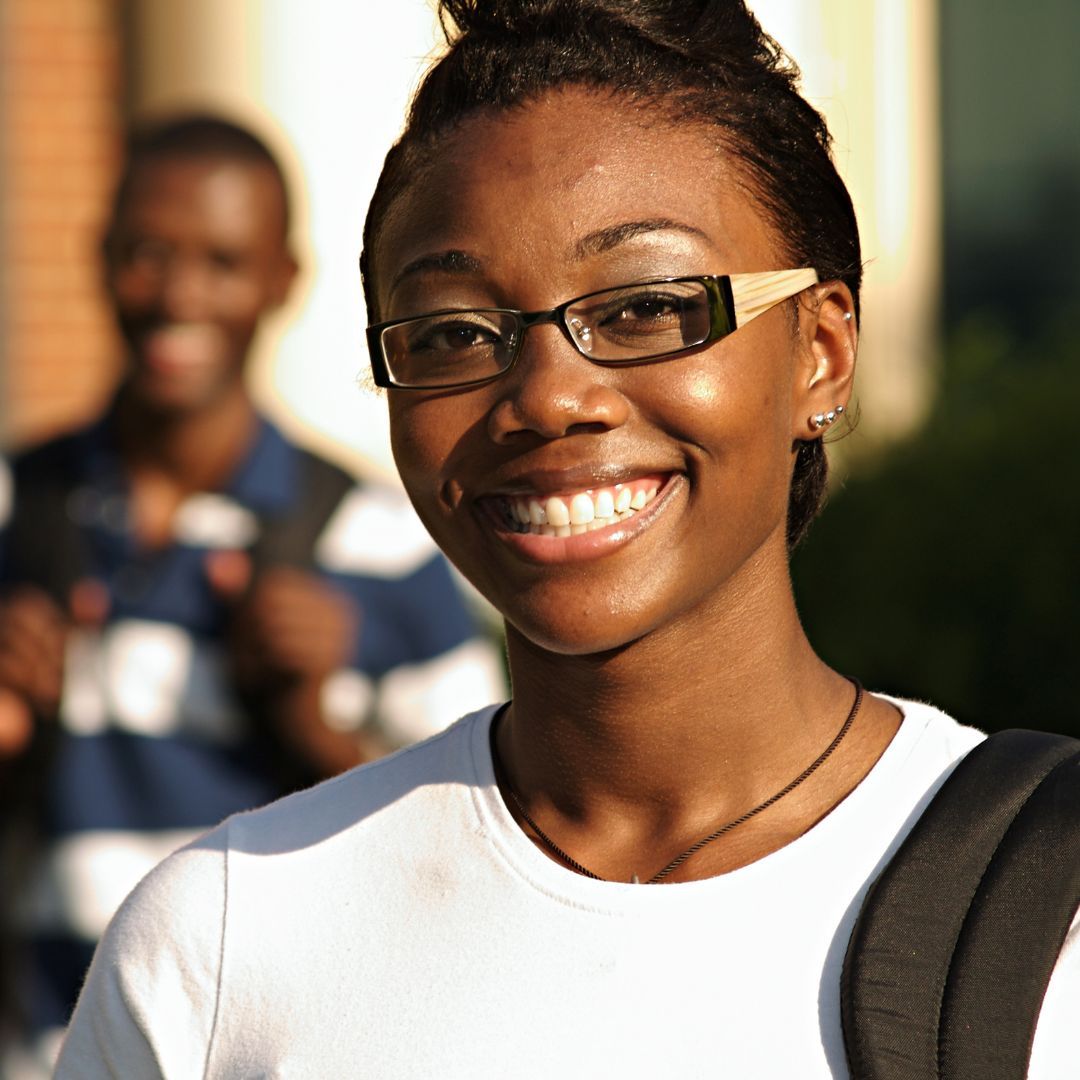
[843,312,853,322]
[810,404,845,431]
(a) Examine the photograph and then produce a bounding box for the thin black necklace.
[491,678,864,884]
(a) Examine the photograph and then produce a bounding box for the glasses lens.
[380,310,519,387]
[567,280,713,362]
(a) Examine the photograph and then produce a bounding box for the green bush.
[793,313,1080,735]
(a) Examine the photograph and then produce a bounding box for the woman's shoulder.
[878,692,986,769]
[824,693,986,857]
[55,828,230,1075]
[85,704,497,942]
[56,706,501,1075]
[226,704,500,854]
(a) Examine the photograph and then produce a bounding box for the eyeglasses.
[366,268,818,390]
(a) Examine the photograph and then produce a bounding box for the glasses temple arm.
[729,269,819,327]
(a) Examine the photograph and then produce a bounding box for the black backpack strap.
[6,439,355,589]
[939,746,1080,1078]
[235,449,357,791]
[841,729,1080,1080]
[248,449,355,572]
[4,443,86,605]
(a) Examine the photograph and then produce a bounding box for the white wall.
[257,2,443,479]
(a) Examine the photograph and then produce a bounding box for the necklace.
[492,678,863,884]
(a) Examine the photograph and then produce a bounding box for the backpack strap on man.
[248,448,355,572]
[841,729,1080,1080]
[3,442,86,605]
[6,435,356,588]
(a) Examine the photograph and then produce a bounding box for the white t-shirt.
[56,698,1079,1078]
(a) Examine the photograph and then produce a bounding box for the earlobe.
[793,282,857,440]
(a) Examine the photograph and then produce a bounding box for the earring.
[843,312,853,322]
[810,403,845,431]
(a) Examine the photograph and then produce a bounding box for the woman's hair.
[361,0,862,548]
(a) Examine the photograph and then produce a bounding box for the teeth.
[502,479,665,537]
[569,493,595,525]
[545,497,570,528]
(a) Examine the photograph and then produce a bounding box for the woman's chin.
[501,600,661,659]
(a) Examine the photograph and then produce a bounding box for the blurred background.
[0,0,1076,733]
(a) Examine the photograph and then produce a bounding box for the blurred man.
[0,115,504,1075]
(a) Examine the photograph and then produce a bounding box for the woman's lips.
[496,474,666,536]
[476,472,681,561]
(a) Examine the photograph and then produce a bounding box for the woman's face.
[373,88,836,655]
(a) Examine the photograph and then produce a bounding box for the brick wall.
[0,0,124,448]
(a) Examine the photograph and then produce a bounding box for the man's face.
[104,155,297,414]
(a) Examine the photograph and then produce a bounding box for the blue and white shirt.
[0,415,505,1072]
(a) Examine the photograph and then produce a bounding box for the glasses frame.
[366,267,819,390]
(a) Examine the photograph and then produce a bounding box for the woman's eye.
[409,318,501,352]
[599,292,687,327]
[624,296,680,320]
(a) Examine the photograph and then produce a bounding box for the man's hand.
[0,580,107,759]
[205,551,358,689]
[206,551,369,776]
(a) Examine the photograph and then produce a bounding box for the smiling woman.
[55,2,1079,1078]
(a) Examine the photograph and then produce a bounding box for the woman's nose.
[486,323,631,443]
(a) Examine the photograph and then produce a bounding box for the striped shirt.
[0,415,505,1074]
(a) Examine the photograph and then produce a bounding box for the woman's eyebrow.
[573,218,710,259]
[389,249,483,295]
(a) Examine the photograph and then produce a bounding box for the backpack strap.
[236,449,356,791]
[3,443,86,606]
[938,744,1080,1078]
[841,729,1080,1080]
[5,444,356,593]
[248,449,355,572]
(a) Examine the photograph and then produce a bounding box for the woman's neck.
[503,594,832,810]
[495,566,900,882]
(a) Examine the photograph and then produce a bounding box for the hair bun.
[438,0,774,77]
[440,0,562,38]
